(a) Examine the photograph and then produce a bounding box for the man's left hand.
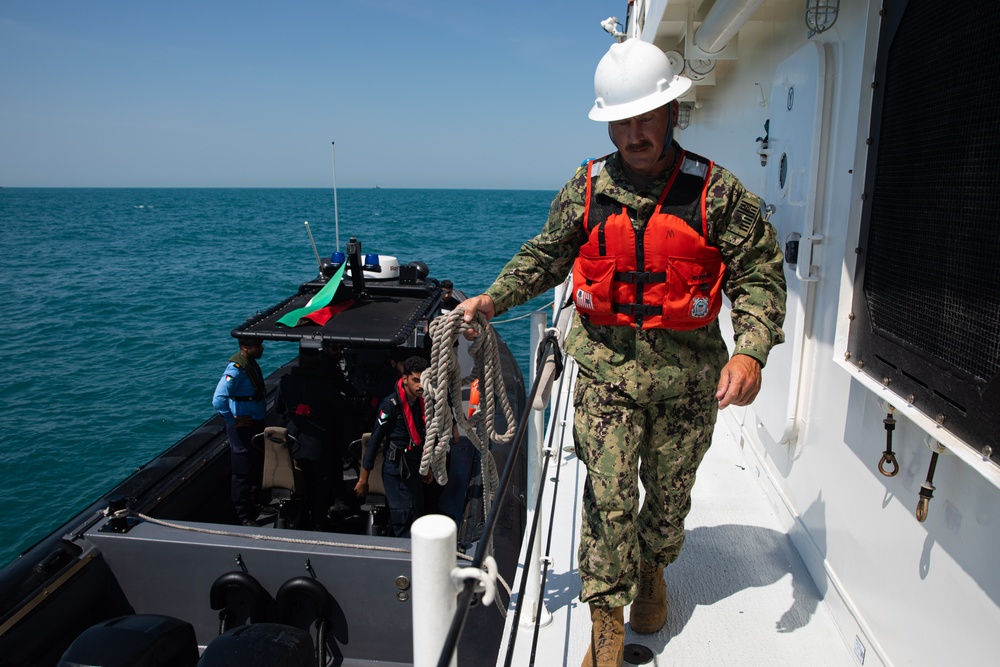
[715,354,762,409]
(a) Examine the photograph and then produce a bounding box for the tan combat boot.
[629,560,667,634]
[581,604,625,667]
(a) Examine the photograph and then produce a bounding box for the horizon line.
[0,185,559,192]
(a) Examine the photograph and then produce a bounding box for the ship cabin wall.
[634,1,1000,665]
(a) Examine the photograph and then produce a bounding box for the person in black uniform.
[276,342,363,530]
[439,279,461,312]
[354,355,432,537]
[373,346,414,402]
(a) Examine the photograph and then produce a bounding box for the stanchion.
[412,515,457,667]
[521,312,553,627]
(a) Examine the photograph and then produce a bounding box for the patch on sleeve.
[720,194,762,246]
[224,375,234,383]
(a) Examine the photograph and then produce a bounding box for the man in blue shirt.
[212,337,267,526]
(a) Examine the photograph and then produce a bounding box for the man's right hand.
[354,469,370,497]
[458,294,496,340]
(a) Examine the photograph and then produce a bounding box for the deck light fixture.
[805,0,839,34]
[677,102,693,130]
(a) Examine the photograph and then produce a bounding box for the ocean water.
[0,187,556,566]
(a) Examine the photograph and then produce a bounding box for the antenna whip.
[332,141,341,251]
[303,221,322,270]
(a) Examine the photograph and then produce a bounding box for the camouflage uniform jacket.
[484,147,786,399]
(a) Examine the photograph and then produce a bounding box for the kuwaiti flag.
[276,261,353,327]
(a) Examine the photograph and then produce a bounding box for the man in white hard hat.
[461,39,786,667]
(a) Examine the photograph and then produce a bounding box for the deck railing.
[419,285,574,667]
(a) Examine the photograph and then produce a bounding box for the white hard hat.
[589,39,692,122]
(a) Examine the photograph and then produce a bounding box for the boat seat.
[198,623,313,667]
[354,433,389,536]
[253,426,303,529]
[209,571,273,634]
[57,614,199,667]
[275,577,333,667]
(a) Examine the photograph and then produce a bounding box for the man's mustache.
[626,140,653,151]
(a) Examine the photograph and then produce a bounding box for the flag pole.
[332,141,341,252]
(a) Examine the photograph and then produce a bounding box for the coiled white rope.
[420,308,517,549]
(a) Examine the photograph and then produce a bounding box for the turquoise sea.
[0,187,556,566]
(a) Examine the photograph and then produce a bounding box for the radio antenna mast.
[332,141,341,251]
[303,221,322,270]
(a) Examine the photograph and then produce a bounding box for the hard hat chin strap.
[659,103,674,160]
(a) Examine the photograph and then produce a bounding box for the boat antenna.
[303,221,323,271]
[332,141,341,251]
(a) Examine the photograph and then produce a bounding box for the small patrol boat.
[0,237,527,665]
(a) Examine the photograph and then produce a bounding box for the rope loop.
[451,556,498,607]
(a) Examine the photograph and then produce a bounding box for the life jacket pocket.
[572,254,617,316]
[664,254,725,326]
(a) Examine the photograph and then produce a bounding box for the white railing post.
[521,312,552,627]
[412,515,457,667]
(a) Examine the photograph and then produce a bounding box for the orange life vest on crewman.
[571,150,726,330]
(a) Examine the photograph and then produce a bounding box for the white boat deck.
[499,365,856,667]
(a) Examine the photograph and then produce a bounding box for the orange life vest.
[571,151,726,330]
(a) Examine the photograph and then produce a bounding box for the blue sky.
[0,1,623,189]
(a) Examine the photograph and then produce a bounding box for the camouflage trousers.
[574,372,718,608]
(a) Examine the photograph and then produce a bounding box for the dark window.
[849,0,1000,463]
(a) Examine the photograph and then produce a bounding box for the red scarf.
[396,377,425,449]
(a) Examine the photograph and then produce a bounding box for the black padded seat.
[58,614,198,667]
[275,577,334,667]
[198,623,313,667]
[209,570,273,634]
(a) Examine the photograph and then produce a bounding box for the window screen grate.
[865,0,1000,382]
